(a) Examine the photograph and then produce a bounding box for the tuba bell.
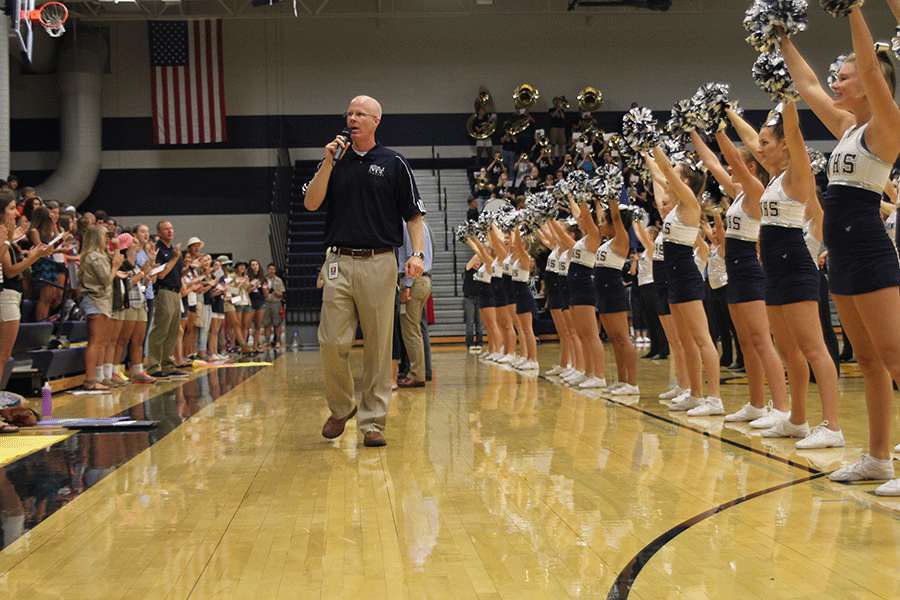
[466,86,498,140]
[509,84,539,135]
[575,86,603,135]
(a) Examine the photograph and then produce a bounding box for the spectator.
[261,264,284,348]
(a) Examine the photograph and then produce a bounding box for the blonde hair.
[80,225,109,256]
[846,48,897,97]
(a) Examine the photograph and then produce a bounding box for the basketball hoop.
[24,2,68,38]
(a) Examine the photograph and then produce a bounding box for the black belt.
[156,284,180,292]
[332,246,392,258]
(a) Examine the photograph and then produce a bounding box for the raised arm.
[652,146,701,225]
[605,199,630,257]
[578,203,602,252]
[633,221,654,258]
[850,6,900,160]
[725,106,766,167]
[715,131,765,214]
[779,34,855,139]
[549,219,576,251]
[781,101,816,206]
[512,229,529,264]
[690,130,739,199]
[468,235,494,266]
[487,224,509,261]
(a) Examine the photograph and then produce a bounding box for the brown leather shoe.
[321,406,357,439]
[397,377,425,388]
[363,430,387,447]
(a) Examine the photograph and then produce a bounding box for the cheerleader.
[487,224,520,364]
[594,199,639,395]
[510,227,538,370]
[645,149,722,413]
[554,227,586,379]
[692,128,791,425]
[467,236,504,360]
[550,199,607,389]
[781,3,900,489]
[804,190,841,372]
[727,101,842,447]
[536,224,579,377]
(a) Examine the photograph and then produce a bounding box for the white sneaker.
[511,355,528,368]
[566,373,588,386]
[659,386,687,400]
[829,454,895,482]
[669,395,704,411]
[875,478,900,496]
[687,397,724,417]
[497,354,515,364]
[761,419,809,438]
[749,408,790,429]
[895,443,900,453]
[795,422,845,450]
[520,360,539,370]
[602,381,625,393]
[578,375,607,389]
[545,365,565,376]
[724,403,768,423]
[560,367,577,379]
[611,383,640,396]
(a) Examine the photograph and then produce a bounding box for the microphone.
[332,127,352,163]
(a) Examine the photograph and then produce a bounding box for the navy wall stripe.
[11,110,835,153]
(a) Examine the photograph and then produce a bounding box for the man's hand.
[405,255,424,279]
[172,243,182,259]
[400,288,411,303]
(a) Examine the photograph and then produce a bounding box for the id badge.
[328,262,339,280]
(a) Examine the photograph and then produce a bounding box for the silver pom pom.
[752,51,800,102]
[692,83,732,132]
[893,26,900,60]
[744,0,808,53]
[667,99,699,146]
[632,206,649,228]
[455,223,471,244]
[807,147,827,175]
[592,164,625,202]
[820,0,863,18]
[622,107,661,152]
[827,54,848,86]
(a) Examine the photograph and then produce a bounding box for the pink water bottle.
[41,382,52,418]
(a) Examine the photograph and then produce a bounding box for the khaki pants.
[318,250,397,434]
[147,288,181,374]
[399,275,432,382]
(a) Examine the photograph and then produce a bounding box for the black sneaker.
[149,371,171,379]
[167,370,190,379]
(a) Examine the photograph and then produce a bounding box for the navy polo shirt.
[315,143,426,249]
[155,240,182,290]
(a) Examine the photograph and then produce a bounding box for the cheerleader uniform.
[824,123,900,294]
[557,250,570,311]
[594,240,630,314]
[501,255,516,307]
[805,219,840,367]
[489,258,508,307]
[885,211,898,256]
[475,263,495,309]
[662,207,704,304]
[512,258,536,315]
[545,247,561,311]
[652,230,671,316]
[724,193,766,303]
[758,172,818,305]
[568,238,597,307]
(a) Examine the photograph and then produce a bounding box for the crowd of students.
[0,187,286,396]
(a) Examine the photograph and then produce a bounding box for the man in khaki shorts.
[303,94,426,447]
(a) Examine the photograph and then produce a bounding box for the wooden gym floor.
[0,344,899,599]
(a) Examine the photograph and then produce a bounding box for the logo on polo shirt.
[369,164,385,177]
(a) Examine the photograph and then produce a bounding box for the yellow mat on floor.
[193,361,273,368]
[0,434,72,466]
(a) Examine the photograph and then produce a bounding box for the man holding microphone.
[304,95,426,447]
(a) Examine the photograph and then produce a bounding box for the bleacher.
[6,300,88,395]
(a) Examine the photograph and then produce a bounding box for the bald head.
[351,95,382,119]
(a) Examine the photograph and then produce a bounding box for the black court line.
[605,472,828,599]
[0,365,265,551]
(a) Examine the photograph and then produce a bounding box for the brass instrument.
[466,86,498,140]
[538,135,549,149]
[559,95,569,110]
[574,86,603,135]
[509,84,539,135]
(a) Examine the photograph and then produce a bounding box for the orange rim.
[29,2,68,28]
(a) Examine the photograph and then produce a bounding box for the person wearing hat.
[146,221,189,379]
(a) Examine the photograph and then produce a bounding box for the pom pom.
[692,83,732,132]
[523,191,558,227]
[667,99,700,146]
[893,26,900,60]
[744,0,808,53]
[819,0,863,18]
[621,107,661,152]
[752,51,800,101]
[827,54,848,86]
[632,206,649,228]
[592,164,625,202]
[454,223,470,244]
[808,147,827,175]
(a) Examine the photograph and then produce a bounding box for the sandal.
[0,422,19,433]
[82,380,110,391]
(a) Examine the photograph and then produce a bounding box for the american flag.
[148,20,226,145]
